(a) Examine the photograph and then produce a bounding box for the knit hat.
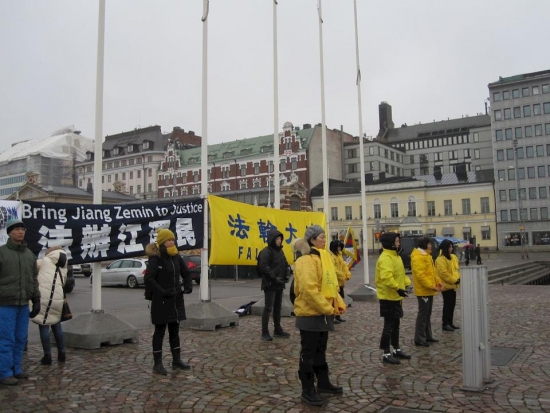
[156,228,175,245]
[6,218,26,234]
[380,232,399,250]
[305,225,324,242]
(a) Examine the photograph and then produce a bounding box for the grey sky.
[1,0,549,153]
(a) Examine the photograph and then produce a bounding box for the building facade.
[489,69,550,250]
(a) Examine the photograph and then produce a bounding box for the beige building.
[311,171,497,253]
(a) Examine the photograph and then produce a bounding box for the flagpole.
[272,0,280,209]
[200,0,210,302]
[318,0,330,237]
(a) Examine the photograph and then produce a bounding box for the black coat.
[144,243,193,325]
[258,229,289,292]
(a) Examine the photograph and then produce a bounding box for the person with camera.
[144,228,193,375]
[258,229,291,341]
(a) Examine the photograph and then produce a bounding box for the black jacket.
[144,243,193,324]
[258,229,289,292]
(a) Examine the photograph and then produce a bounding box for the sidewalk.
[1,257,549,412]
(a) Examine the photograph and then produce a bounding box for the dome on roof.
[282,121,293,130]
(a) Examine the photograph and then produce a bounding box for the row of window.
[497,165,550,181]
[81,156,156,173]
[495,124,550,140]
[0,175,26,186]
[496,144,550,161]
[499,186,549,201]
[101,141,153,158]
[493,102,550,121]
[328,197,491,221]
[500,207,549,222]
[395,133,476,153]
[492,84,550,102]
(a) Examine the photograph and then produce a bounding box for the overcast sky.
[1,0,549,153]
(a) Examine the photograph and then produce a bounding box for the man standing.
[475,244,482,265]
[0,219,40,385]
[258,229,290,341]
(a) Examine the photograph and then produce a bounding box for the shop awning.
[462,227,471,233]
[442,227,454,236]
[426,228,436,236]
[481,226,490,231]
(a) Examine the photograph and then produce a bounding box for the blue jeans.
[0,305,30,379]
[39,323,65,355]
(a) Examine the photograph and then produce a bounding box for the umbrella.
[434,236,468,244]
[462,243,474,249]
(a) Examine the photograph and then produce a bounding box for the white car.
[96,258,148,288]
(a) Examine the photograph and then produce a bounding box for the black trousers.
[414,296,434,343]
[379,317,400,352]
[441,290,457,326]
[262,289,283,332]
[153,322,180,353]
[299,330,328,372]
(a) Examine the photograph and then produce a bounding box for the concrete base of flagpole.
[62,311,139,350]
[343,292,354,307]
[182,301,239,331]
[347,284,378,302]
[251,294,294,317]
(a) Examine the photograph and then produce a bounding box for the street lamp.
[512,139,529,259]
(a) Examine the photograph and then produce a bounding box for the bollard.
[460,266,490,392]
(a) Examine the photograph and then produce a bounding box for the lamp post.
[513,139,529,259]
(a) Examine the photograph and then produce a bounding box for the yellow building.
[311,171,497,253]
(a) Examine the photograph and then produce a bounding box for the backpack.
[234,300,257,316]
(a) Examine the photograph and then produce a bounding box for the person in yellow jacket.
[329,240,351,324]
[293,225,346,406]
[375,232,412,365]
[435,239,461,332]
[411,237,443,347]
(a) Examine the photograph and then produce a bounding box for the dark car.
[181,254,202,285]
[63,266,75,294]
[399,236,440,271]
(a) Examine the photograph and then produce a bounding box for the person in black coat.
[257,229,290,341]
[144,228,193,375]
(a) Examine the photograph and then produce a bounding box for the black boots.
[171,348,191,370]
[298,371,323,406]
[152,352,167,375]
[41,354,52,365]
[314,364,343,394]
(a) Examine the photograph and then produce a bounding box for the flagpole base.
[347,284,378,302]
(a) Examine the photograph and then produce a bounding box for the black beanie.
[380,232,399,250]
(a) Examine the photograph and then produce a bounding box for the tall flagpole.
[353,0,371,286]
[318,0,330,236]
[200,0,210,301]
[91,0,106,312]
[273,0,280,209]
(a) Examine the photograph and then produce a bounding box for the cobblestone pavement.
[1,257,549,412]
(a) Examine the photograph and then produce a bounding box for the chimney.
[378,102,394,132]
[303,123,311,129]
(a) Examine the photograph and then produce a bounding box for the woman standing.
[293,225,346,406]
[329,240,351,323]
[144,228,193,375]
[435,240,461,331]
[375,233,411,364]
[411,237,442,347]
[31,246,67,365]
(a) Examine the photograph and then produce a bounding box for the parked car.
[63,266,75,294]
[181,254,202,285]
[70,263,92,277]
[92,258,148,288]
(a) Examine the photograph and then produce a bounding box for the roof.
[174,126,317,165]
[12,182,137,202]
[415,170,494,187]
[102,125,168,153]
[488,69,550,87]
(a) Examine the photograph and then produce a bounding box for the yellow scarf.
[313,247,339,298]
[166,245,179,256]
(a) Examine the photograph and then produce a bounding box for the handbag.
[58,266,73,322]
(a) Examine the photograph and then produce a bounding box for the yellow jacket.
[411,248,441,297]
[293,246,346,317]
[435,252,460,291]
[375,249,410,301]
[330,252,351,287]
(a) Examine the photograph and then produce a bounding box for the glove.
[183,287,193,294]
[455,279,461,285]
[29,297,41,318]
[397,289,408,298]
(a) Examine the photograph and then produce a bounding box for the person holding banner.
[31,246,68,365]
[0,219,40,386]
[144,228,193,375]
[329,240,350,324]
[293,225,346,406]
[257,229,291,342]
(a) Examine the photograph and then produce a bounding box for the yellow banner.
[208,195,326,265]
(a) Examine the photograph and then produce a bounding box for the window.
[501,210,508,221]
[448,150,458,160]
[536,145,544,157]
[427,201,435,216]
[525,125,533,137]
[518,168,525,179]
[347,148,357,158]
[514,107,521,118]
[193,171,199,182]
[498,170,505,181]
[506,148,514,160]
[530,208,538,220]
[462,198,471,215]
[239,164,246,176]
[543,84,550,94]
[239,180,247,190]
[481,197,490,213]
[148,183,152,192]
[529,187,537,199]
[499,190,507,201]
[510,209,518,221]
[503,90,510,99]
[538,166,546,178]
[254,163,260,175]
[137,185,141,194]
[143,141,150,149]
[527,166,535,178]
[474,149,480,159]
[540,187,548,199]
[464,149,471,158]
[519,188,526,200]
[522,87,530,97]
[108,175,111,183]
[535,124,543,136]
[544,102,550,114]
[374,204,381,219]
[523,106,531,117]
[533,103,541,115]
[504,108,511,119]
[481,227,491,240]
[348,163,358,173]
[473,132,479,142]
[291,157,297,170]
[444,200,452,215]
[496,150,504,161]
[137,170,141,179]
[541,207,549,220]
[494,110,502,121]
[331,207,338,221]
[493,92,501,101]
[509,189,516,201]
[533,86,540,95]
[390,202,399,218]
[280,159,286,172]
[408,200,416,217]
[434,152,443,161]
[495,129,503,141]
[512,89,520,98]
[505,128,513,140]
[546,123,550,135]
[515,127,522,139]
[345,206,352,220]
[526,146,534,158]
[508,168,515,180]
